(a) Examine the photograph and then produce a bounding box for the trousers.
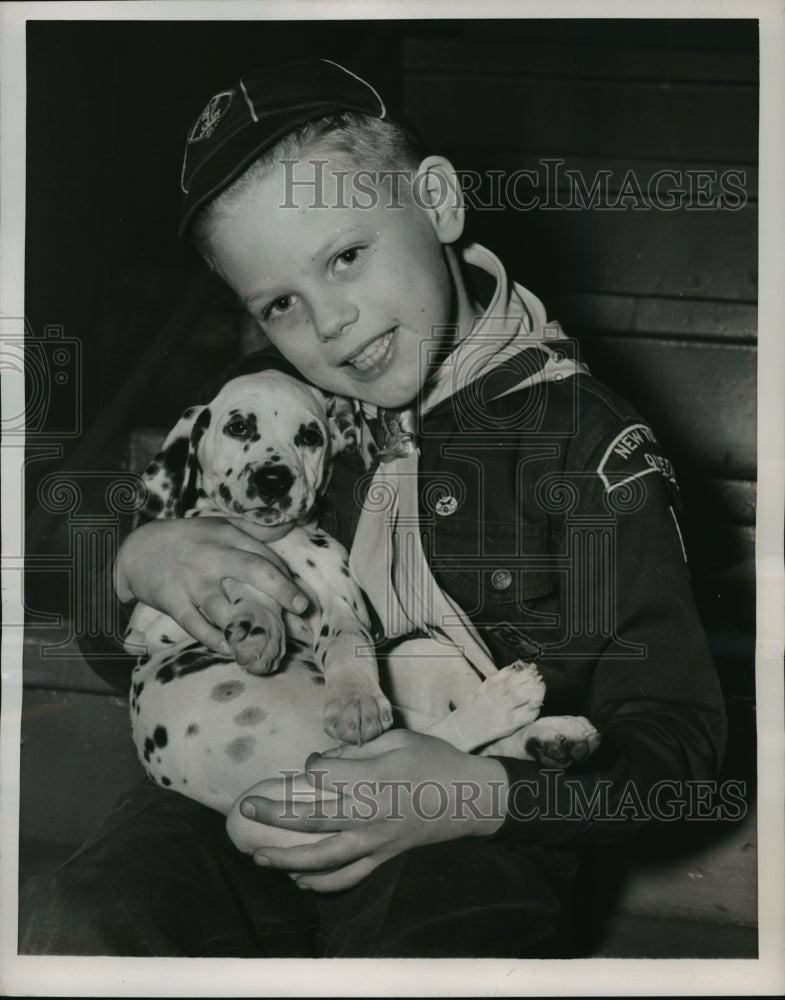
[18,780,579,958]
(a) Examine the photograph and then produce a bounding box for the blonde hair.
[191,111,425,267]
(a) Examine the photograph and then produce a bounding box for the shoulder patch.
[597,423,677,493]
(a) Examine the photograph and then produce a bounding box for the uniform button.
[490,568,513,591]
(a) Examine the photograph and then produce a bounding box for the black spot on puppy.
[294,421,325,449]
[156,663,175,684]
[226,735,255,763]
[320,624,329,637]
[250,626,266,636]
[161,776,172,787]
[153,725,168,748]
[145,492,164,516]
[212,681,245,702]
[177,651,220,677]
[309,534,329,547]
[161,436,188,479]
[226,620,251,642]
[191,406,211,439]
[218,483,232,504]
[186,723,199,737]
[234,706,267,726]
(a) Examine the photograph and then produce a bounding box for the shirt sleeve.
[490,422,727,845]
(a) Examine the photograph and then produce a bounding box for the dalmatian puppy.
[127,370,600,824]
[127,371,393,747]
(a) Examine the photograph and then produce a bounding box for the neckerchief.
[349,244,586,678]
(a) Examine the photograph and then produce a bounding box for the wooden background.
[20,19,758,956]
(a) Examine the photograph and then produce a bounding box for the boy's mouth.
[343,329,396,379]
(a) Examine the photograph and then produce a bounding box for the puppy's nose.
[252,465,294,498]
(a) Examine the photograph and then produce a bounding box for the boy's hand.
[114,517,309,653]
[233,730,509,892]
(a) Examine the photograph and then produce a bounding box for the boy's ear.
[413,155,465,245]
[142,405,211,519]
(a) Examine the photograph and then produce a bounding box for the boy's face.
[206,153,459,409]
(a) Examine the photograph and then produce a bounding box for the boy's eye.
[336,246,363,268]
[263,295,295,321]
[224,419,249,439]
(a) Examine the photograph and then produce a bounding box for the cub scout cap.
[179,58,390,237]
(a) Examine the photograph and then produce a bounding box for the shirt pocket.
[431,518,560,629]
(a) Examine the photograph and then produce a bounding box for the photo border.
[2,0,783,995]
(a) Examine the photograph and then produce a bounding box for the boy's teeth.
[349,331,393,370]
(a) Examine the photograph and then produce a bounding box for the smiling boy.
[19,59,727,958]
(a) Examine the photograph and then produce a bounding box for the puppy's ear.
[324,394,361,454]
[142,405,211,519]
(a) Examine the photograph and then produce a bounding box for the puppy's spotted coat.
[126,371,599,824]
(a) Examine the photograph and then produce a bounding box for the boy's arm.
[489,439,728,845]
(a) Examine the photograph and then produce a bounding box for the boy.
[19,59,726,957]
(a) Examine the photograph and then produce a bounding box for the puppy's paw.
[522,715,601,767]
[472,660,546,737]
[225,606,285,675]
[323,684,394,745]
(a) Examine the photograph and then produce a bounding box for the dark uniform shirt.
[82,345,727,847]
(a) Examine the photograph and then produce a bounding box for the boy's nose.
[312,296,359,342]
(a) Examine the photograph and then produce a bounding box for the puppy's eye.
[295,422,325,449]
[302,427,322,447]
[225,419,249,439]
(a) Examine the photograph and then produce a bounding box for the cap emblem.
[188,90,235,143]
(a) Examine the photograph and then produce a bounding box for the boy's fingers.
[294,856,379,893]
[252,833,364,873]
[226,534,292,574]
[307,730,414,769]
[229,552,309,614]
[197,594,233,632]
[176,606,230,654]
[239,796,348,831]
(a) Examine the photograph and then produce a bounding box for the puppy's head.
[142,371,359,525]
